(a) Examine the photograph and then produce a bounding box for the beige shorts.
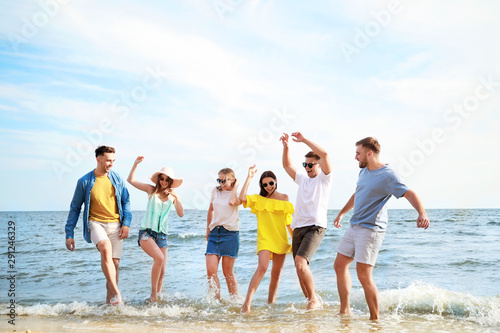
[336,225,385,266]
[88,220,123,259]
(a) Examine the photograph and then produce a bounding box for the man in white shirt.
[280,132,332,310]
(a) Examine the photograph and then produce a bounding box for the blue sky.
[1,0,499,211]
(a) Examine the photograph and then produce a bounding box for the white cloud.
[0,1,499,210]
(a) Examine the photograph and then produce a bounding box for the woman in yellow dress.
[239,165,293,313]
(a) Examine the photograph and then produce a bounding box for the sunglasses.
[159,176,172,182]
[302,162,319,168]
[216,178,230,184]
[262,181,275,188]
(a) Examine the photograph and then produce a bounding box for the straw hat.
[150,167,183,188]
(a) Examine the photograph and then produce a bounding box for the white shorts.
[336,225,385,266]
[88,220,123,259]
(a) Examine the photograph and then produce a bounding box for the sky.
[1,0,499,212]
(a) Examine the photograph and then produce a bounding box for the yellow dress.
[244,194,294,255]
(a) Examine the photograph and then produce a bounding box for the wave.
[171,232,204,239]
[449,259,485,267]
[378,281,500,326]
[10,294,242,321]
[6,283,499,327]
[14,301,197,319]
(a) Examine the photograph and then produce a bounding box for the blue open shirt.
[65,169,132,243]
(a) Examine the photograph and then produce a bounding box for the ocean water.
[1,209,499,332]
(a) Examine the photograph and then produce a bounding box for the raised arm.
[127,156,154,193]
[292,132,332,175]
[239,165,258,204]
[403,190,430,229]
[334,193,355,228]
[280,133,297,180]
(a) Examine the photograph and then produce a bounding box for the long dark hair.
[151,174,173,197]
[259,171,277,197]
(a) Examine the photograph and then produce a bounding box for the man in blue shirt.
[65,145,132,305]
[333,137,429,320]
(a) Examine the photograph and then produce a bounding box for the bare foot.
[307,297,321,310]
[241,303,251,314]
[110,294,123,306]
[338,307,352,316]
[150,293,158,303]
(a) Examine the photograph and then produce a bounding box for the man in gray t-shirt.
[333,137,430,320]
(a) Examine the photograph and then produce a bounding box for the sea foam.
[378,281,500,325]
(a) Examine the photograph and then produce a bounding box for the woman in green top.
[128,156,184,302]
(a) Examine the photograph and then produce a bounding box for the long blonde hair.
[217,168,236,191]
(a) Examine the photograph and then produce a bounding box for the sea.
[1,209,499,333]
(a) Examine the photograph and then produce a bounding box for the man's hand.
[280,133,289,147]
[119,226,130,239]
[334,214,343,228]
[403,190,430,230]
[66,238,75,251]
[417,214,430,229]
[291,132,305,143]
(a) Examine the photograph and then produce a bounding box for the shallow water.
[1,209,499,332]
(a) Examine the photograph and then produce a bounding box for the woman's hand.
[168,188,178,200]
[248,164,257,178]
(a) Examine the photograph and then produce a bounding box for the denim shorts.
[138,229,168,248]
[205,226,239,258]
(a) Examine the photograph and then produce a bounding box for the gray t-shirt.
[350,164,408,231]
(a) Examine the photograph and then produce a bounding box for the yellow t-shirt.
[88,175,120,222]
[244,194,293,255]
